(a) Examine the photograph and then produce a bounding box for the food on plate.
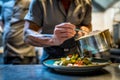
[53,54,96,67]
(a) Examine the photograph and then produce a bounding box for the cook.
[24,0,92,63]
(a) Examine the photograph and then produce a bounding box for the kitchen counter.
[0,64,120,80]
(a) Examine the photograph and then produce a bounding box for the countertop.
[0,64,120,80]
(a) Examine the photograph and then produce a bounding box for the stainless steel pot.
[100,29,114,48]
[75,29,114,55]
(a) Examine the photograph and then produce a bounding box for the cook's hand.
[77,26,90,37]
[50,22,76,45]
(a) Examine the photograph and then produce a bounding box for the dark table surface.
[0,63,120,80]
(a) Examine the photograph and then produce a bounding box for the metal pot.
[101,29,114,48]
[75,29,114,55]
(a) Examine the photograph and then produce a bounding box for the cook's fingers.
[55,29,76,35]
[56,23,76,30]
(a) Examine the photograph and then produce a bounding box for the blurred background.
[92,0,120,32]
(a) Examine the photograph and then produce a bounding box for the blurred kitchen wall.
[92,0,120,32]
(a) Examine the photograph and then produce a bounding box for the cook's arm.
[24,21,76,47]
[24,21,52,47]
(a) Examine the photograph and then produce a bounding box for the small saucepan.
[75,29,114,55]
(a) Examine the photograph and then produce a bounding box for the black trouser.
[4,56,39,64]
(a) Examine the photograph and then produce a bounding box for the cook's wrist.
[49,36,63,46]
[49,38,59,46]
